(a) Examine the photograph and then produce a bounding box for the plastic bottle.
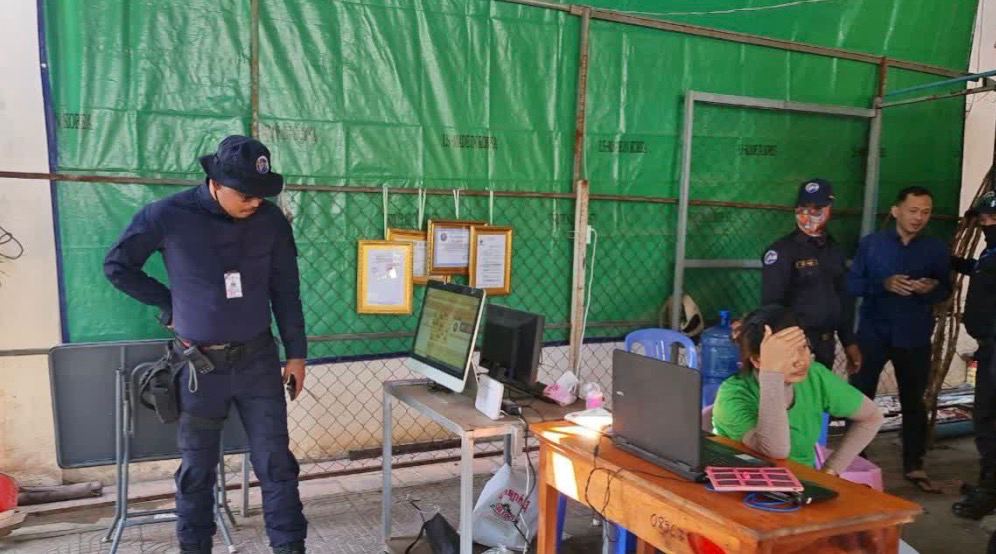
[699,310,739,407]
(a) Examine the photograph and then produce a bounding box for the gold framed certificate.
[426,219,484,275]
[356,240,413,314]
[385,228,448,285]
[469,226,512,296]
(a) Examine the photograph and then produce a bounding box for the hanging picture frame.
[469,225,513,296]
[385,228,449,285]
[356,240,413,315]
[426,219,484,275]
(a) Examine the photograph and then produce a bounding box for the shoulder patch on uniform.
[763,250,778,265]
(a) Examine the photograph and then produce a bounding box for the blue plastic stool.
[623,328,699,368]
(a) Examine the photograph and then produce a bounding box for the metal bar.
[459,435,475,554]
[568,180,590,372]
[884,68,996,98]
[249,0,260,137]
[571,7,592,184]
[494,0,960,78]
[671,93,695,331]
[692,91,875,118]
[880,84,996,109]
[0,348,49,357]
[241,454,250,517]
[684,259,763,269]
[381,386,393,548]
[855,63,888,236]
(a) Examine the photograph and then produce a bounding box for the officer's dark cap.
[968,191,996,217]
[199,135,283,198]
[796,178,834,208]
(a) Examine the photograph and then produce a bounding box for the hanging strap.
[488,188,494,224]
[382,184,390,238]
[417,188,427,230]
[452,188,461,219]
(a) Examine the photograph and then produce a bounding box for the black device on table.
[611,349,778,482]
[478,304,548,399]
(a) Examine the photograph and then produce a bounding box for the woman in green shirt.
[713,305,883,475]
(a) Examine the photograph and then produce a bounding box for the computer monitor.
[406,280,487,393]
[479,305,544,392]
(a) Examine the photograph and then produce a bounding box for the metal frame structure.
[103,361,239,553]
[670,91,878,330]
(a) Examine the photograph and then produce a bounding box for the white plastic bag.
[472,463,538,551]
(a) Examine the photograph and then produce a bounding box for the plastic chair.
[624,328,699,368]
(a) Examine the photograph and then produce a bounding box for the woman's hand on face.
[758,325,809,379]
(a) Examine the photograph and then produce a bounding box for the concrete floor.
[2,430,995,554]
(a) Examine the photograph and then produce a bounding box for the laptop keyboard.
[701,440,768,468]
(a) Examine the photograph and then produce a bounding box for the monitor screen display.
[411,283,485,380]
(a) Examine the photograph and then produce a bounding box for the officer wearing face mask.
[761,179,862,374]
[953,191,996,519]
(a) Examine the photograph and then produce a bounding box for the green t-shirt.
[712,362,864,467]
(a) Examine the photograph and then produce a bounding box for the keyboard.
[701,440,770,468]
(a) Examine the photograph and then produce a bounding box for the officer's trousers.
[175,340,307,548]
[849,340,931,473]
[974,346,996,476]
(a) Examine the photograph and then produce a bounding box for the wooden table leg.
[537,447,559,554]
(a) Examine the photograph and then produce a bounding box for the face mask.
[795,206,830,237]
[983,225,996,247]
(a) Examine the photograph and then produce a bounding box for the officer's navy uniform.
[761,179,854,368]
[762,230,854,368]
[953,192,996,519]
[104,136,307,552]
[847,223,951,474]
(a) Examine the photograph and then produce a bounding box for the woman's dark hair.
[733,305,799,372]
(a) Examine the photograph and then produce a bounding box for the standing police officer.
[761,178,862,373]
[104,136,308,553]
[953,191,996,519]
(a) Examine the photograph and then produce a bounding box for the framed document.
[386,228,448,285]
[356,240,413,314]
[469,226,512,296]
[426,219,484,275]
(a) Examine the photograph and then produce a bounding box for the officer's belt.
[174,331,274,366]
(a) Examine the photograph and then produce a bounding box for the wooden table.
[532,421,922,554]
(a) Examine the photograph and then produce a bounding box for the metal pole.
[381,387,393,548]
[883,68,996,98]
[860,60,888,238]
[571,6,592,186]
[671,92,695,330]
[250,0,260,138]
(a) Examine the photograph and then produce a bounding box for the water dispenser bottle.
[699,310,740,407]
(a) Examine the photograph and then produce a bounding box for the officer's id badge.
[763,250,778,265]
[224,271,244,299]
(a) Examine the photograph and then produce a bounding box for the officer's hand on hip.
[283,358,306,400]
[845,344,862,375]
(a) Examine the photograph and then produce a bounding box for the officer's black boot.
[953,469,996,520]
[272,541,306,554]
[179,538,212,554]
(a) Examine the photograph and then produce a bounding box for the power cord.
[0,223,24,261]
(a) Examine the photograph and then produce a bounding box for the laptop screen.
[612,349,703,469]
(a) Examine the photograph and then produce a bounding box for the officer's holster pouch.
[137,348,186,424]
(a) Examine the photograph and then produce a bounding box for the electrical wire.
[0,224,24,261]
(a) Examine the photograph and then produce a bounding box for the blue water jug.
[700,310,739,407]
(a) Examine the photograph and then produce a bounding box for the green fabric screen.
[43,0,976,357]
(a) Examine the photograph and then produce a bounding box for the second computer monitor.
[479,304,544,391]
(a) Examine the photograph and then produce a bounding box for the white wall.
[0,0,63,485]
[960,0,996,211]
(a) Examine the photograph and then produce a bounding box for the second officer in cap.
[761,178,862,374]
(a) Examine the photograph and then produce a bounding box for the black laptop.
[611,349,772,481]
